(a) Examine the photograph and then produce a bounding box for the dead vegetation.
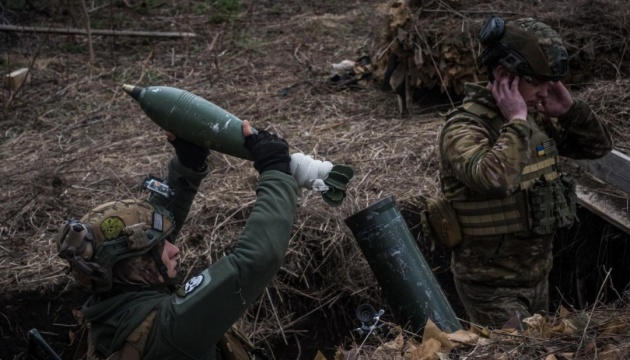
[0,0,629,359]
[376,0,630,115]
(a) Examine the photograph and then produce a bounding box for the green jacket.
[439,83,613,286]
[82,156,299,359]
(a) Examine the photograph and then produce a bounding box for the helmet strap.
[150,244,171,282]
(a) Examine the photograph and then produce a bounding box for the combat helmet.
[56,199,174,293]
[480,15,568,81]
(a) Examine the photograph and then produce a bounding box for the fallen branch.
[0,24,197,38]
[78,0,95,67]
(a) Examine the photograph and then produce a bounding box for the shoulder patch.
[177,274,204,297]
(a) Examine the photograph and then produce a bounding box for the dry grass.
[1,0,629,358]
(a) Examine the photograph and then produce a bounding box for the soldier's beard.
[113,253,162,285]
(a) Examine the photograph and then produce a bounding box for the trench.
[405,204,630,325]
[2,205,629,360]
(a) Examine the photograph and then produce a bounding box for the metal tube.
[345,195,461,333]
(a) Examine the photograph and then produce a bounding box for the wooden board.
[573,150,630,194]
[576,184,630,235]
[567,150,630,234]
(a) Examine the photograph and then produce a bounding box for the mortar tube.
[345,195,462,334]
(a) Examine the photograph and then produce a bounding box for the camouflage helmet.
[56,199,174,293]
[480,16,568,81]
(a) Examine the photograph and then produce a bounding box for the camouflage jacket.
[439,82,612,286]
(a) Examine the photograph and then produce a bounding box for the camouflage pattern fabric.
[439,83,533,202]
[454,275,549,328]
[438,82,612,320]
[503,18,568,80]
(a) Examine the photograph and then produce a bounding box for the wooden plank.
[573,150,630,194]
[576,184,630,235]
[4,68,30,91]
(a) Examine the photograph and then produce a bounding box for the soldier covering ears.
[427,16,613,328]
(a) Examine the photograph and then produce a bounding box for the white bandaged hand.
[289,153,333,192]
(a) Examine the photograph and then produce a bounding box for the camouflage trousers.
[454,276,549,329]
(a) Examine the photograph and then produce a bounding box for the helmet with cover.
[480,16,568,81]
[56,199,174,293]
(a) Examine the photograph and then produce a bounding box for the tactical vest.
[79,310,158,360]
[76,310,254,360]
[442,102,576,238]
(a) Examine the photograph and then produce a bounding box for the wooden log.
[0,25,197,38]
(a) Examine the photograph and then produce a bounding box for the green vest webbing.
[447,102,560,237]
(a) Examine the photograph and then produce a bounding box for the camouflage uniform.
[439,83,612,327]
[80,155,298,359]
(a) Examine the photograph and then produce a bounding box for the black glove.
[169,137,210,172]
[244,130,291,175]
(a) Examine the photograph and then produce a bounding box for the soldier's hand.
[242,121,291,175]
[166,132,210,172]
[492,71,528,122]
[538,81,573,117]
[242,120,254,137]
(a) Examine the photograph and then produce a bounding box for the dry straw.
[1,0,629,357]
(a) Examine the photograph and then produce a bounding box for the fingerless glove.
[244,130,291,175]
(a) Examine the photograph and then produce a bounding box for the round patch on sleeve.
[179,274,204,297]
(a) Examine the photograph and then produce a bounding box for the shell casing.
[125,85,253,160]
